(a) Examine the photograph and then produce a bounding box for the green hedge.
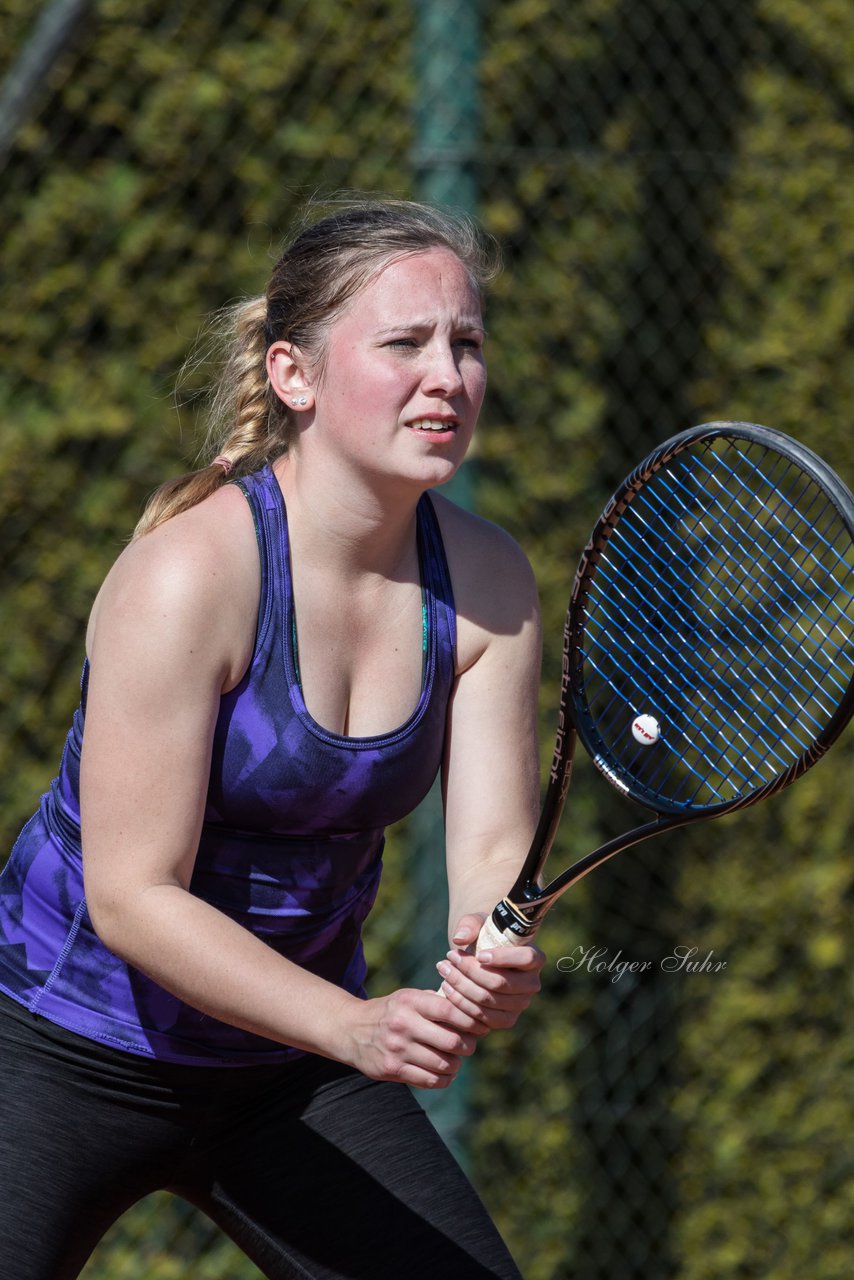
[1,1,852,1277]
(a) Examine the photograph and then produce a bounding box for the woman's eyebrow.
[374,318,486,336]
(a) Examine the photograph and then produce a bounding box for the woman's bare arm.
[81,490,481,1089]
[434,501,546,1026]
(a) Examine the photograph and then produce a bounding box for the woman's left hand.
[434,913,544,1033]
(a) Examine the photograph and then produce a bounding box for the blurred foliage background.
[1,1,852,1277]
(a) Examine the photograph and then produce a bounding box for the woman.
[0,198,544,1278]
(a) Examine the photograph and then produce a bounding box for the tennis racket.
[478,420,854,949]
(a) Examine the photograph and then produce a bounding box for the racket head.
[568,421,854,818]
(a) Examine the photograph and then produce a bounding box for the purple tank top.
[0,468,457,1064]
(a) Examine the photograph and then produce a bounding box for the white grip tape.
[477,912,525,950]
[437,912,527,996]
[440,906,535,993]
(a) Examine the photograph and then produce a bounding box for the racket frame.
[487,421,854,943]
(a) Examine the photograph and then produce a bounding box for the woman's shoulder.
[86,482,260,684]
[428,491,540,673]
[109,481,257,594]
[428,490,539,607]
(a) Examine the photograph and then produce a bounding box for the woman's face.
[297,247,487,492]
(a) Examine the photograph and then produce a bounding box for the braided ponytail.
[133,296,288,538]
[134,194,500,538]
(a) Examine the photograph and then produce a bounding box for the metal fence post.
[408,0,481,1167]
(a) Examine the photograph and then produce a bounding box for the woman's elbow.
[85,883,133,956]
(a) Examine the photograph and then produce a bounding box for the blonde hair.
[134,196,500,537]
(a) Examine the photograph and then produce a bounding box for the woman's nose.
[422,343,465,396]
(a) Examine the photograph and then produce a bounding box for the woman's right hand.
[343,988,485,1089]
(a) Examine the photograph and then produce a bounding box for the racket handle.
[437,906,537,993]
[478,897,542,948]
[477,911,528,949]
[437,902,538,995]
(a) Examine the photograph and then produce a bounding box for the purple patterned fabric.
[0,469,456,1064]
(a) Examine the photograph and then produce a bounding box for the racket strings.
[677,447,854,799]
[701,448,852,646]
[586,542,811,776]
[579,437,854,808]
[645,455,850,793]
[591,488,840,749]
[586,575,808,801]
[672,449,852,694]
[618,492,850,802]
[640,456,848,703]
[587,561,816,790]
[685,457,850,696]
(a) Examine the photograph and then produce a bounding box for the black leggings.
[0,996,521,1279]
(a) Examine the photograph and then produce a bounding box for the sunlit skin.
[267,248,488,501]
[81,244,545,1095]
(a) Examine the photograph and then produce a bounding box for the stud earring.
[291,396,308,407]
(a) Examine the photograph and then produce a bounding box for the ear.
[266,341,315,412]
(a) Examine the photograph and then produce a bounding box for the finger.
[473,943,546,973]
[434,971,494,1024]
[438,981,518,1029]
[374,1028,474,1087]
[449,912,486,949]
[389,1056,460,1090]
[405,1065,459,1091]
[441,953,542,1007]
[402,999,481,1056]
[426,1030,479,1060]
[419,988,492,1034]
[437,957,525,1005]
[450,947,543,991]
[390,1029,478,1086]
[437,963,532,1035]
[439,970,535,1018]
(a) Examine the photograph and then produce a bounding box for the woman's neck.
[272,453,423,582]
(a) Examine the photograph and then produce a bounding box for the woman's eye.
[383,334,483,352]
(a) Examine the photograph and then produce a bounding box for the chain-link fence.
[2,2,853,1277]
